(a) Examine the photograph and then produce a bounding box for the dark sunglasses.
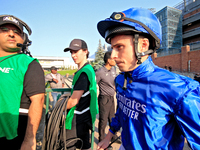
[0,27,22,36]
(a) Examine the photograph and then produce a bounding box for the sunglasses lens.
[0,27,21,36]
[1,27,9,31]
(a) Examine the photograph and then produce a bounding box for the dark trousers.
[98,95,118,141]
[64,115,91,150]
[0,115,28,150]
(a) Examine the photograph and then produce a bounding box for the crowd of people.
[1,7,200,150]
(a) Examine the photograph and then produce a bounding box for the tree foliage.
[92,39,106,71]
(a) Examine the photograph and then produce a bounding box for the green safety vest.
[65,64,99,130]
[0,53,35,139]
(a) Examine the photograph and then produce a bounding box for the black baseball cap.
[0,15,23,33]
[64,39,88,52]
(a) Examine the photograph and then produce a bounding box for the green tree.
[92,39,105,71]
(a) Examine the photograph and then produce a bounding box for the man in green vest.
[63,39,98,150]
[0,15,45,150]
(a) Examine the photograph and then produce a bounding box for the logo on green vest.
[0,67,14,73]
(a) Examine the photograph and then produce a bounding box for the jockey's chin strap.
[134,34,154,64]
[122,33,154,90]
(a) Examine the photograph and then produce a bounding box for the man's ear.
[85,49,89,55]
[140,38,149,52]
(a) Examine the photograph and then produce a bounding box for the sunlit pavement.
[92,115,191,150]
[37,76,192,150]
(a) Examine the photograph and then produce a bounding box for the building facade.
[149,0,200,74]
[34,56,77,70]
[155,6,182,57]
[181,0,200,51]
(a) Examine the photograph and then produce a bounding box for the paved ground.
[37,100,192,149]
[91,114,121,150]
[36,110,191,150]
[36,73,194,150]
[92,115,191,150]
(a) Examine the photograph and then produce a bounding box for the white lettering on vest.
[0,67,14,73]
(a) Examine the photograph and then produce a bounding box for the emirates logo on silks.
[3,16,19,25]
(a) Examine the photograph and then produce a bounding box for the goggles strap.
[110,12,160,50]
[122,16,160,49]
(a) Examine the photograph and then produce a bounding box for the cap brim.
[64,46,81,52]
[0,21,23,33]
[97,20,126,38]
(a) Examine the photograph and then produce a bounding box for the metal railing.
[187,41,200,51]
[174,0,195,11]
[45,88,71,114]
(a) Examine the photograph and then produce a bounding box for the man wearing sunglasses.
[0,15,45,150]
[95,51,121,148]
[97,7,200,150]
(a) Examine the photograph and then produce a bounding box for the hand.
[20,138,36,150]
[53,78,58,83]
[97,138,110,150]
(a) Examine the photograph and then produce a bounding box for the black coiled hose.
[42,94,83,150]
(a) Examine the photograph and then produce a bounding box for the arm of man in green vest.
[66,90,84,109]
[20,93,45,150]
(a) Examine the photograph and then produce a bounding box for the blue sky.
[1,0,182,61]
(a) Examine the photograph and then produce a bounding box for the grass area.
[44,70,77,76]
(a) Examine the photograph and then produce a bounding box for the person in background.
[96,51,121,149]
[97,7,200,150]
[0,15,45,150]
[45,66,64,108]
[63,39,98,150]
